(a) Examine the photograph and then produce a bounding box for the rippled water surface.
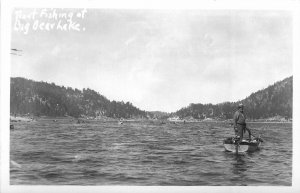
[10,119,292,185]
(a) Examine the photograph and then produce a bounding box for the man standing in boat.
[233,103,252,142]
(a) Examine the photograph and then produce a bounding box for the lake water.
[10,119,292,185]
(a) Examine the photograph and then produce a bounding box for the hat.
[238,103,244,108]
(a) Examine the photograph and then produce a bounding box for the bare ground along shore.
[9,115,292,124]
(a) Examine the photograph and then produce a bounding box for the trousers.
[235,124,245,142]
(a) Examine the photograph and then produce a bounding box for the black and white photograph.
[1,0,300,192]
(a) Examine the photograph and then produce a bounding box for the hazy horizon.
[11,9,293,112]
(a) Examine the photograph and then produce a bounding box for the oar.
[246,127,264,142]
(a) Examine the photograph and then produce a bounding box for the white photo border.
[1,0,300,192]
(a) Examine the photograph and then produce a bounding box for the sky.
[11,9,293,112]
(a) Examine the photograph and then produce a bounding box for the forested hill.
[175,76,293,120]
[10,77,147,118]
[10,76,292,120]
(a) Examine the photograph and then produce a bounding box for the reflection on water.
[232,155,248,174]
[10,119,292,185]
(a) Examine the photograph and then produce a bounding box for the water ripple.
[10,120,292,185]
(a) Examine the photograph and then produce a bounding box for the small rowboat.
[223,137,263,153]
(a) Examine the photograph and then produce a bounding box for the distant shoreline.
[10,115,292,124]
[10,116,36,122]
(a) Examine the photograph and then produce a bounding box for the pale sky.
[11,9,293,112]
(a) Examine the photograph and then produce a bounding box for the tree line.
[10,77,147,118]
[174,76,293,120]
[10,76,292,120]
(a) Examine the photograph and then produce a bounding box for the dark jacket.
[233,110,246,128]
